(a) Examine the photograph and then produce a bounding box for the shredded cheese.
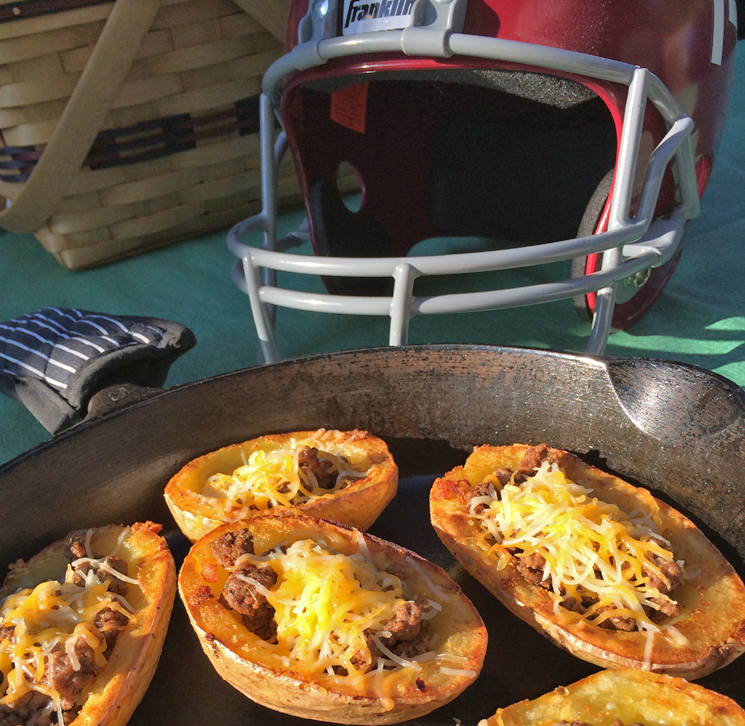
[202,430,370,515]
[0,534,137,718]
[231,536,466,698]
[663,624,689,646]
[438,667,477,677]
[471,461,685,632]
[642,622,659,669]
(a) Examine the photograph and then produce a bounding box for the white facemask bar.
[227,0,699,363]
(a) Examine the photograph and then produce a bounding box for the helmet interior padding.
[287,70,617,294]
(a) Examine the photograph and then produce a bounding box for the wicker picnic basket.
[0,0,307,269]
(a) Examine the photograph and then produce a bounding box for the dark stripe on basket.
[0,146,36,181]
[0,159,38,170]
[0,145,40,182]
[0,172,31,182]
[0,147,43,157]
[0,95,266,181]
[93,113,192,140]
[83,94,263,169]
[0,0,112,24]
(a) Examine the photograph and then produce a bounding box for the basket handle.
[0,0,161,234]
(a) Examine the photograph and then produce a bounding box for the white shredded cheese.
[439,666,477,677]
[204,430,370,514]
[471,460,685,632]
[663,624,689,646]
[405,556,450,602]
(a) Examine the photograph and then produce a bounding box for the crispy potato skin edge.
[482,668,745,726]
[178,512,487,725]
[429,443,745,679]
[164,431,398,542]
[0,522,177,726]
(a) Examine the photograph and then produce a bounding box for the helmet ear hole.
[336,161,363,212]
[309,178,394,296]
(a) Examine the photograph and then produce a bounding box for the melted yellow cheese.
[233,538,462,703]
[0,534,136,721]
[203,429,370,516]
[471,462,685,631]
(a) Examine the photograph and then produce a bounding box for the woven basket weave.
[0,0,317,269]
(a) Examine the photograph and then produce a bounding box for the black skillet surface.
[1,345,744,724]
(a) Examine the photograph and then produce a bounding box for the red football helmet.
[228,0,738,362]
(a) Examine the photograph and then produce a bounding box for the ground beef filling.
[373,595,430,661]
[0,535,131,726]
[471,445,684,630]
[297,446,340,490]
[348,594,430,674]
[211,530,279,641]
[66,538,130,597]
[209,528,255,569]
[94,608,130,659]
[0,691,62,726]
[222,562,279,641]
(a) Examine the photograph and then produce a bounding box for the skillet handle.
[606,358,745,442]
[84,383,161,423]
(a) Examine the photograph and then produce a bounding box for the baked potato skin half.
[179,512,487,724]
[164,429,398,542]
[481,667,745,726]
[0,522,176,726]
[429,444,745,679]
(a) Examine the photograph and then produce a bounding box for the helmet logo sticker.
[343,0,416,36]
[330,82,369,133]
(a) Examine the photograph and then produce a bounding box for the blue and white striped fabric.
[0,307,195,434]
[0,308,164,394]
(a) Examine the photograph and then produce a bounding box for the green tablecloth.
[1,44,743,465]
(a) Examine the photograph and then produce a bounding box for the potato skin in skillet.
[0,522,176,726]
[164,429,398,542]
[481,667,745,726]
[429,443,745,679]
[178,512,487,724]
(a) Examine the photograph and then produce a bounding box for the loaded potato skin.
[164,429,398,542]
[429,444,745,679]
[0,522,176,726]
[179,512,487,724]
[481,667,745,726]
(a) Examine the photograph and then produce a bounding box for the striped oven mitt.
[0,307,196,434]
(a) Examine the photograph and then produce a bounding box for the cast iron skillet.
[1,345,744,724]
